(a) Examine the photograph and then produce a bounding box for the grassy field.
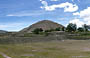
[0,40,90,58]
[0,55,4,58]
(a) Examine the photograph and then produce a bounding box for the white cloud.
[0,23,26,31]
[0,25,8,29]
[7,13,42,17]
[7,13,41,17]
[7,10,56,17]
[40,2,78,12]
[6,10,47,17]
[73,7,90,25]
[69,19,84,27]
[40,0,48,7]
[57,18,67,20]
[73,12,79,15]
[0,23,23,28]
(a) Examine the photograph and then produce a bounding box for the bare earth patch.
[21,54,34,56]
[0,52,11,58]
[72,56,88,58]
[83,48,90,51]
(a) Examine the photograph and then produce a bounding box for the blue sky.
[0,0,90,31]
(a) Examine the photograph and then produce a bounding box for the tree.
[66,23,77,32]
[62,27,65,31]
[83,24,88,32]
[39,28,43,32]
[77,27,84,32]
[55,27,61,31]
[32,28,43,34]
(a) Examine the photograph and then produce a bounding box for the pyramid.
[20,20,64,33]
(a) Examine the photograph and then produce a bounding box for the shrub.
[62,27,65,31]
[32,28,43,34]
[45,29,54,32]
[55,27,61,31]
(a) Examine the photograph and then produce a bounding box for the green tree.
[66,23,77,32]
[77,27,84,32]
[83,24,88,32]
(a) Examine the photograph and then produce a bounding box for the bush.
[62,27,65,31]
[45,29,54,32]
[32,28,43,34]
[55,27,61,31]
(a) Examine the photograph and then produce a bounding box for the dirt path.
[0,52,11,58]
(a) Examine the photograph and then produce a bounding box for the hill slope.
[0,30,7,33]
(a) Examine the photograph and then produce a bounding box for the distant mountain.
[20,20,64,33]
[0,30,7,33]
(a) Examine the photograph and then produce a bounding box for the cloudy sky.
[0,0,90,31]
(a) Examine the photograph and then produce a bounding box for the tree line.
[66,23,89,32]
[32,23,89,34]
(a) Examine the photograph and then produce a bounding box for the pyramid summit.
[20,20,64,33]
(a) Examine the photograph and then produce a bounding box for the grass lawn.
[0,40,90,58]
[0,55,4,58]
